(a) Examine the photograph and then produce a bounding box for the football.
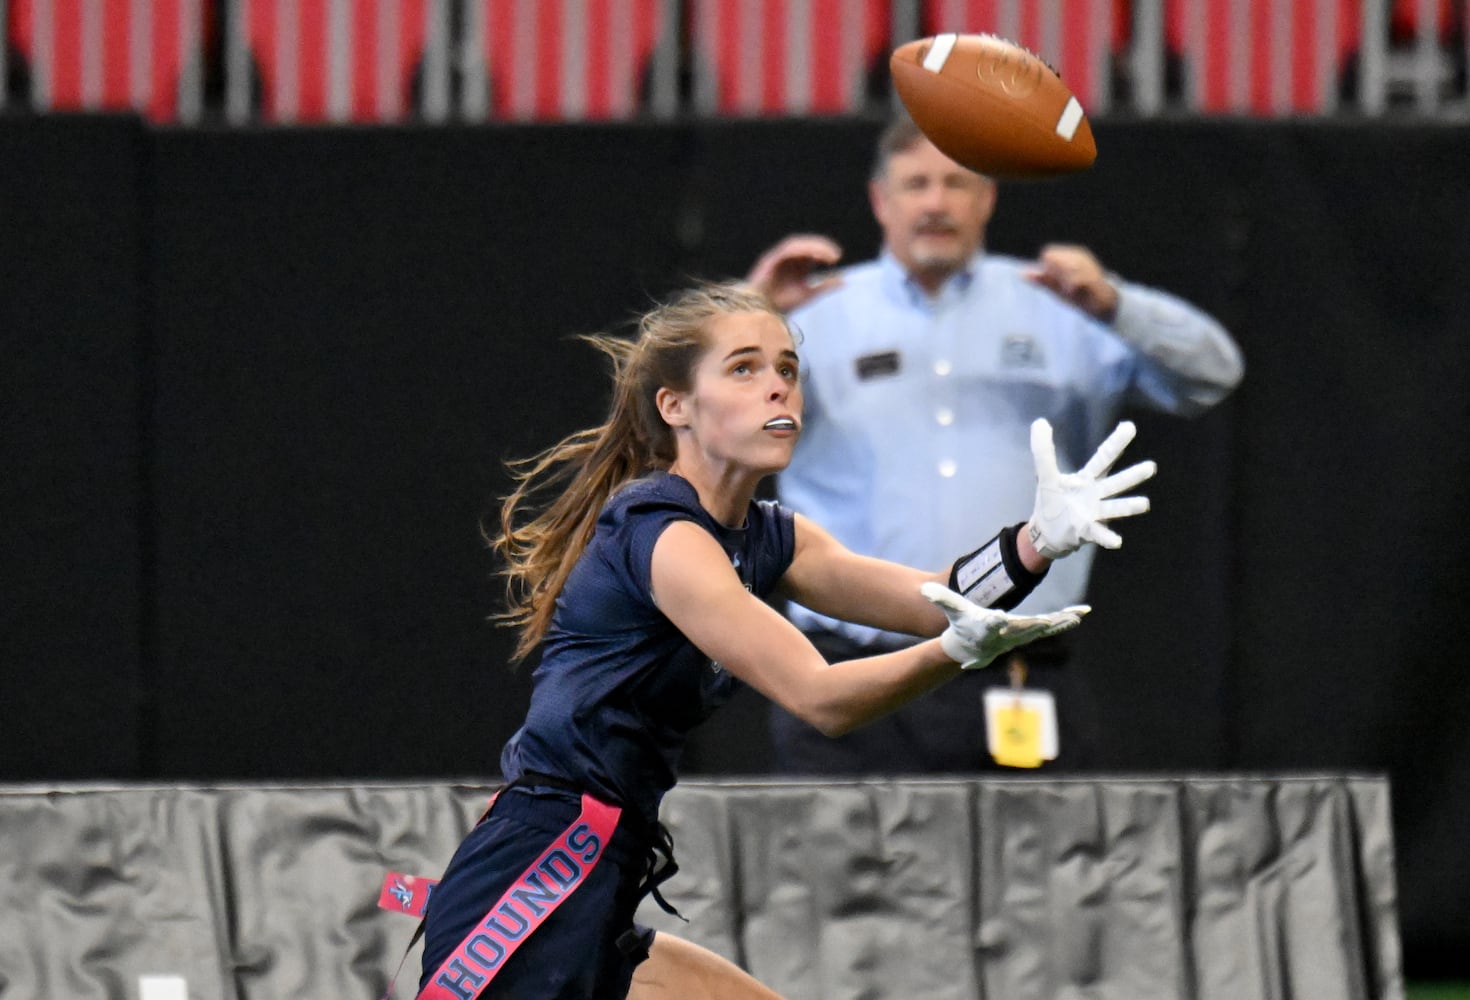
[889,33,1097,179]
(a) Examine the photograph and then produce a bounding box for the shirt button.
[935,407,954,426]
[938,459,957,478]
[933,359,952,376]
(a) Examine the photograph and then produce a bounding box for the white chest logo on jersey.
[731,552,752,592]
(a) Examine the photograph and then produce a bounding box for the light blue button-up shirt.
[779,249,1243,647]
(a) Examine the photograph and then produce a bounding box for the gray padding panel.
[0,776,1400,1000]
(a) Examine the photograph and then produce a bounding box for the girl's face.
[659,310,803,478]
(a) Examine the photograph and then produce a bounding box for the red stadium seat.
[480,0,667,121]
[692,0,890,116]
[9,0,206,121]
[1373,0,1466,106]
[1164,0,1362,114]
[245,0,427,122]
[921,0,1130,113]
[1388,0,1463,43]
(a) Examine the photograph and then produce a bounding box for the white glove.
[921,581,1089,670]
[1027,418,1157,560]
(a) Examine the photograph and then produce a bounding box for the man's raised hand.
[744,234,843,313]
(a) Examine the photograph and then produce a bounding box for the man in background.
[747,115,1244,774]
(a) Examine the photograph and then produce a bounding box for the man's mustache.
[914,216,958,235]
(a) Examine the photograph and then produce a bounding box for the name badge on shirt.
[854,350,902,380]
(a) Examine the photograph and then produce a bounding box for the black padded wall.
[0,116,148,779]
[144,124,692,779]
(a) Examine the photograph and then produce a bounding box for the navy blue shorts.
[419,785,656,1000]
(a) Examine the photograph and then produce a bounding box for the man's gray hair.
[870,114,928,180]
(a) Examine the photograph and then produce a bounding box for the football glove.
[921,581,1089,670]
[1027,418,1156,560]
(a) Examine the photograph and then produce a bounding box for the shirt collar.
[879,248,982,308]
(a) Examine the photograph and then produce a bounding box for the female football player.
[417,281,1154,999]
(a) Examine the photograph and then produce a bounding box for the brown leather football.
[890,33,1097,179]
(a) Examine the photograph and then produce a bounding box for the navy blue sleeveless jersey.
[500,472,797,826]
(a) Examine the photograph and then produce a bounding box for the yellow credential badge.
[992,700,1046,768]
[983,656,1059,768]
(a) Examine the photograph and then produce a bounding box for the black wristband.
[948,523,1048,611]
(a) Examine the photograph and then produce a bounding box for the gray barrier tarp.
[0,775,1400,1000]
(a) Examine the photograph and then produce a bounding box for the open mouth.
[763,417,797,431]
